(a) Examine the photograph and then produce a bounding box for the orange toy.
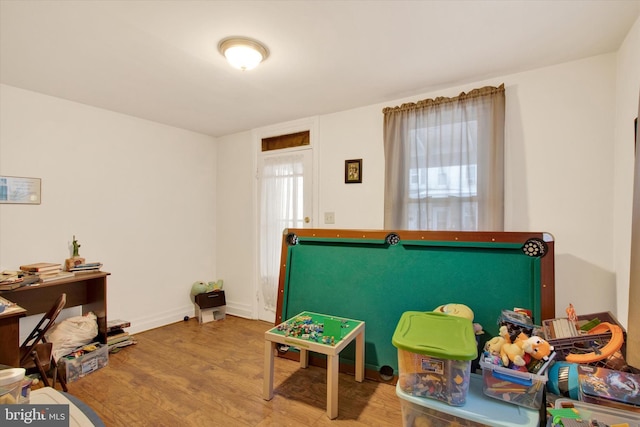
[565,322,624,364]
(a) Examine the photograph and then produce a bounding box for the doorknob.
[304,217,310,223]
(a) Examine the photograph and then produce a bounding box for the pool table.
[275,229,555,381]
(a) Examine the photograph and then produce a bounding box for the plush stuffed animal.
[190,281,211,296]
[499,325,554,367]
[484,335,506,357]
[433,303,484,335]
[190,279,224,296]
[482,335,506,365]
[433,303,474,321]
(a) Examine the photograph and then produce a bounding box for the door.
[257,148,313,322]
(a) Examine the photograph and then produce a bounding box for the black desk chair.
[19,293,68,392]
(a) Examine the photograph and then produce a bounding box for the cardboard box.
[59,343,108,383]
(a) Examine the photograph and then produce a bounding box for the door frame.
[252,116,319,321]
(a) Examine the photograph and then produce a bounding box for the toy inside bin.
[480,360,547,409]
[392,311,477,406]
[0,368,26,405]
[551,398,640,426]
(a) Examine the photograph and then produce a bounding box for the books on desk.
[19,262,62,273]
[69,262,103,274]
[18,274,42,286]
[1,270,44,290]
[16,262,103,282]
[0,271,23,290]
[39,271,75,283]
[0,281,22,291]
[19,262,64,282]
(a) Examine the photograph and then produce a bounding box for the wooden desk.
[263,311,365,419]
[0,272,109,367]
[0,300,27,367]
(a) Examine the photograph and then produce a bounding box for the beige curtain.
[383,84,505,230]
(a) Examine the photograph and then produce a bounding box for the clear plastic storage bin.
[393,311,477,406]
[480,360,548,409]
[397,373,540,427]
[0,368,26,404]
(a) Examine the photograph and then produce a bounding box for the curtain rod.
[382,83,505,114]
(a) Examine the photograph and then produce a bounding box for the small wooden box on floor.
[194,290,226,324]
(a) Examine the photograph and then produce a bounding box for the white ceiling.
[1,0,639,138]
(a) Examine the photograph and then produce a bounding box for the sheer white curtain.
[383,84,505,231]
[259,153,305,313]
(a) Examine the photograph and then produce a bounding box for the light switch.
[324,212,335,224]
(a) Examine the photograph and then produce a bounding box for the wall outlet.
[324,212,335,224]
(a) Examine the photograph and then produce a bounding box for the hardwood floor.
[60,315,404,426]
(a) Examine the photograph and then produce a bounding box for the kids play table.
[263,311,365,419]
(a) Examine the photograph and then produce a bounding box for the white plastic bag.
[45,312,99,361]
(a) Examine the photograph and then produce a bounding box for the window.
[383,84,505,231]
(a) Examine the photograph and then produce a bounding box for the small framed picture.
[0,175,41,204]
[345,159,362,184]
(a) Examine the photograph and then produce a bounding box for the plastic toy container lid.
[392,311,477,360]
[0,368,25,387]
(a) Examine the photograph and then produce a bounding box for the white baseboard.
[126,301,254,335]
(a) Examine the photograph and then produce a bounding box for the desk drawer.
[195,291,225,309]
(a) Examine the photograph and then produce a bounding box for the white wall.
[318,108,385,228]
[221,52,634,326]
[503,56,618,318]
[215,130,256,319]
[613,16,640,332]
[0,84,217,337]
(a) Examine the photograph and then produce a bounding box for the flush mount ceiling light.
[218,37,269,71]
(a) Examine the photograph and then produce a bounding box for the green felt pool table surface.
[275,229,555,380]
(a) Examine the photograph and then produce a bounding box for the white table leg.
[300,348,309,368]
[355,329,364,382]
[326,354,339,419]
[263,340,275,400]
